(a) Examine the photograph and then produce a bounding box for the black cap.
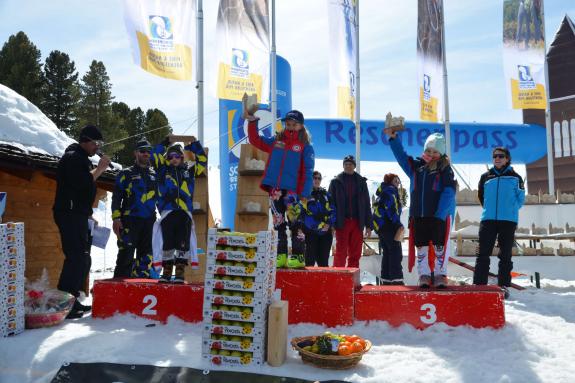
[343,155,356,166]
[166,143,183,155]
[79,125,103,143]
[135,137,152,151]
[282,110,304,124]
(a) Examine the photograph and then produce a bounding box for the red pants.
[334,218,363,268]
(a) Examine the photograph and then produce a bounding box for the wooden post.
[267,300,288,367]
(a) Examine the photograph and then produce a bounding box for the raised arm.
[184,141,208,176]
[247,119,274,153]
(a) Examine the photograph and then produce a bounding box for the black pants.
[473,220,517,287]
[379,234,403,281]
[161,210,191,251]
[412,217,446,247]
[54,211,91,298]
[304,231,333,266]
[114,217,155,278]
[272,193,305,256]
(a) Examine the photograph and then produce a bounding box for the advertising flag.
[417,0,444,122]
[216,0,270,102]
[123,0,196,81]
[327,0,357,120]
[503,0,546,109]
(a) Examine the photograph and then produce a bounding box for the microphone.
[97,149,115,170]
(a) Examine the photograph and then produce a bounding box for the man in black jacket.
[53,125,110,318]
[328,155,373,268]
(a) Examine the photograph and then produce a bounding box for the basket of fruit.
[291,332,371,370]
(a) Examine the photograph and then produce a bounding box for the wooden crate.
[238,144,268,174]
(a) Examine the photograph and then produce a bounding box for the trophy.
[384,112,405,133]
[242,93,259,117]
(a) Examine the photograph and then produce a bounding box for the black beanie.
[79,125,103,142]
[343,155,356,166]
[166,144,184,155]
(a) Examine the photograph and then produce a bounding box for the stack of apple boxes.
[1,223,25,337]
[202,228,276,368]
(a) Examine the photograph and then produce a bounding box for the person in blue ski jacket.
[474,147,525,294]
[245,99,315,270]
[385,128,456,288]
[151,136,207,283]
[372,173,404,284]
[300,171,336,266]
[111,138,157,278]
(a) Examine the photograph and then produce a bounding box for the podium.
[355,285,505,329]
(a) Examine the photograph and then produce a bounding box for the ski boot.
[287,254,305,269]
[173,264,186,284]
[434,275,449,288]
[276,253,287,268]
[160,260,174,283]
[418,275,432,288]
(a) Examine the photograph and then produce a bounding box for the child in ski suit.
[151,137,207,283]
[245,102,315,269]
[372,173,404,285]
[385,130,456,288]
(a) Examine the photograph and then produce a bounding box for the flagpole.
[271,0,277,127]
[441,1,451,160]
[355,0,361,173]
[542,1,554,194]
[197,0,204,143]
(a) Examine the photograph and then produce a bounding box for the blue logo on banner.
[423,74,431,101]
[518,65,536,90]
[231,48,249,78]
[149,16,173,40]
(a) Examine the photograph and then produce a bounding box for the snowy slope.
[0,84,74,156]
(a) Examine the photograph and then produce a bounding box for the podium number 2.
[420,303,437,324]
[142,295,158,315]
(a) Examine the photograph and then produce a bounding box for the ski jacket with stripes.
[111,164,157,220]
[478,165,525,223]
[372,183,403,235]
[151,141,207,214]
[247,119,314,198]
[300,187,336,235]
[389,136,456,221]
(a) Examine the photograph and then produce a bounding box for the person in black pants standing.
[301,171,336,266]
[53,125,111,318]
[474,147,525,297]
[111,138,157,278]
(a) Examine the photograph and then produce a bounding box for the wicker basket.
[291,336,372,370]
[25,309,70,329]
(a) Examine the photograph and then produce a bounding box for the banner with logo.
[503,0,546,109]
[123,0,196,81]
[219,56,291,228]
[417,0,444,122]
[327,0,358,119]
[216,0,270,102]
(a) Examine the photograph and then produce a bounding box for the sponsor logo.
[518,65,536,90]
[231,48,249,78]
[148,15,174,52]
[423,74,431,101]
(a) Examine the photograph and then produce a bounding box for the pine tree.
[0,31,44,106]
[41,50,80,135]
[76,60,126,156]
[145,108,172,145]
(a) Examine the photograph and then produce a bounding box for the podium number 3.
[420,303,437,324]
[142,295,158,315]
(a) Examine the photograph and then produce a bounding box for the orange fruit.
[351,341,364,353]
[340,341,351,349]
[347,335,360,343]
[357,338,367,349]
[338,345,352,356]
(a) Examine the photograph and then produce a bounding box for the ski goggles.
[167,153,183,160]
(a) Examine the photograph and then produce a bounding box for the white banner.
[123,0,196,81]
[327,0,357,120]
[502,0,546,109]
[417,0,444,122]
[216,0,270,102]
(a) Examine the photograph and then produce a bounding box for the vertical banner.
[123,0,196,81]
[216,0,270,103]
[417,0,444,122]
[327,0,358,120]
[219,56,292,229]
[503,0,546,109]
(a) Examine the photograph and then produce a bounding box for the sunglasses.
[138,149,151,154]
[493,154,506,159]
[167,153,183,160]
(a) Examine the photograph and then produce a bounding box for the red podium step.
[355,285,505,329]
[92,279,204,323]
[275,267,360,327]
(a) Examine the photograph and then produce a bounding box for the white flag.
[327,0,357,120]
[216,0,270,102]
[123,0,196,81]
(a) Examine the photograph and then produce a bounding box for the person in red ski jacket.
[245,102,315,269]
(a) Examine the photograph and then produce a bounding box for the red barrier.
[275,267,360,327]
[354,285,505,329]
[92,279,204,323]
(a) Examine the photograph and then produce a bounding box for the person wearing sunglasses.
[474,147,525,298]
[372,173,405,285]
[385,128,456,288]
[150,136,207,283]
[111,138,158,279]
[300,171,336,267]
[53,124,111,318]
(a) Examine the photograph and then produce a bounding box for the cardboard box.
[202,352,264,368]
[202,338,264,354]
[207,229,273,250]
[1,316,24,337]
[202,322,265,338]
[205,264,274,281]
[204,278,271,295]
[207,248,271,263]
[204,292,270,311]
[203,308,265,323]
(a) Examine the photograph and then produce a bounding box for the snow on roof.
[0,84,75,157]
